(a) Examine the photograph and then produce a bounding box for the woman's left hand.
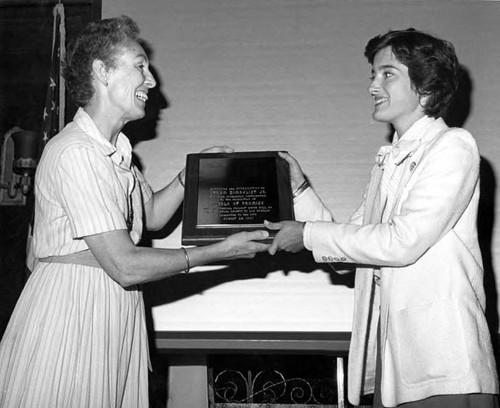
[277,151,306,192]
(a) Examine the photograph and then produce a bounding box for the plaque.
[181,151,294,245]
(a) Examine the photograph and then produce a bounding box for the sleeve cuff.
[303,221,313,251]
[293,185,311,204]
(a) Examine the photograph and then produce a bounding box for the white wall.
[102,0,500,332]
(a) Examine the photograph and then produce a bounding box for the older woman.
[0,15,269,407]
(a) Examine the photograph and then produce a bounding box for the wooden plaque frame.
[181,151,294,245]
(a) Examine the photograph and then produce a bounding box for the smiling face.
[368,46,426,136]
[105,41,156,124]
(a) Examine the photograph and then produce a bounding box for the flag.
[41,3,66,150]
[26,3,66,274]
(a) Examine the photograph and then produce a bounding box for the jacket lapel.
[388,124,448,218]
[364,165,384,225]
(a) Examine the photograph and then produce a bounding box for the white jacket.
[295,117,499,406]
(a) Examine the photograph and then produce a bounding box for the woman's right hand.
[278,151,306,192]
[217,230,270,260]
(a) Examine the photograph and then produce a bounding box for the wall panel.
[102,0,500,332]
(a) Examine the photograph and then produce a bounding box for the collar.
[376,116,437,167]
[73,107,133,168]
[393,115,435,144]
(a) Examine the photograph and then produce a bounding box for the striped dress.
[0,108,153,407]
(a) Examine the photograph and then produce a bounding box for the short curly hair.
[364,28,460,118]
[63,15,141,107]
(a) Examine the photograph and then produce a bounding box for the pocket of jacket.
[394,299,470,386]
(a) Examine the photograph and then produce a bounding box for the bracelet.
[177,171,185,188]
[292,179,310,199]
[181,247,190,273]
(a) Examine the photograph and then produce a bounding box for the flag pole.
[56,3,66,132]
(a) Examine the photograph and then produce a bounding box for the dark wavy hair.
[63,15,141,107]
[364,28,460,118]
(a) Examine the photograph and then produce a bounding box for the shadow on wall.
[144,250,353,309]
[445,66,499,337]
[122,40,169,172]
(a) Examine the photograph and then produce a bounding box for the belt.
[39,250,102,269]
